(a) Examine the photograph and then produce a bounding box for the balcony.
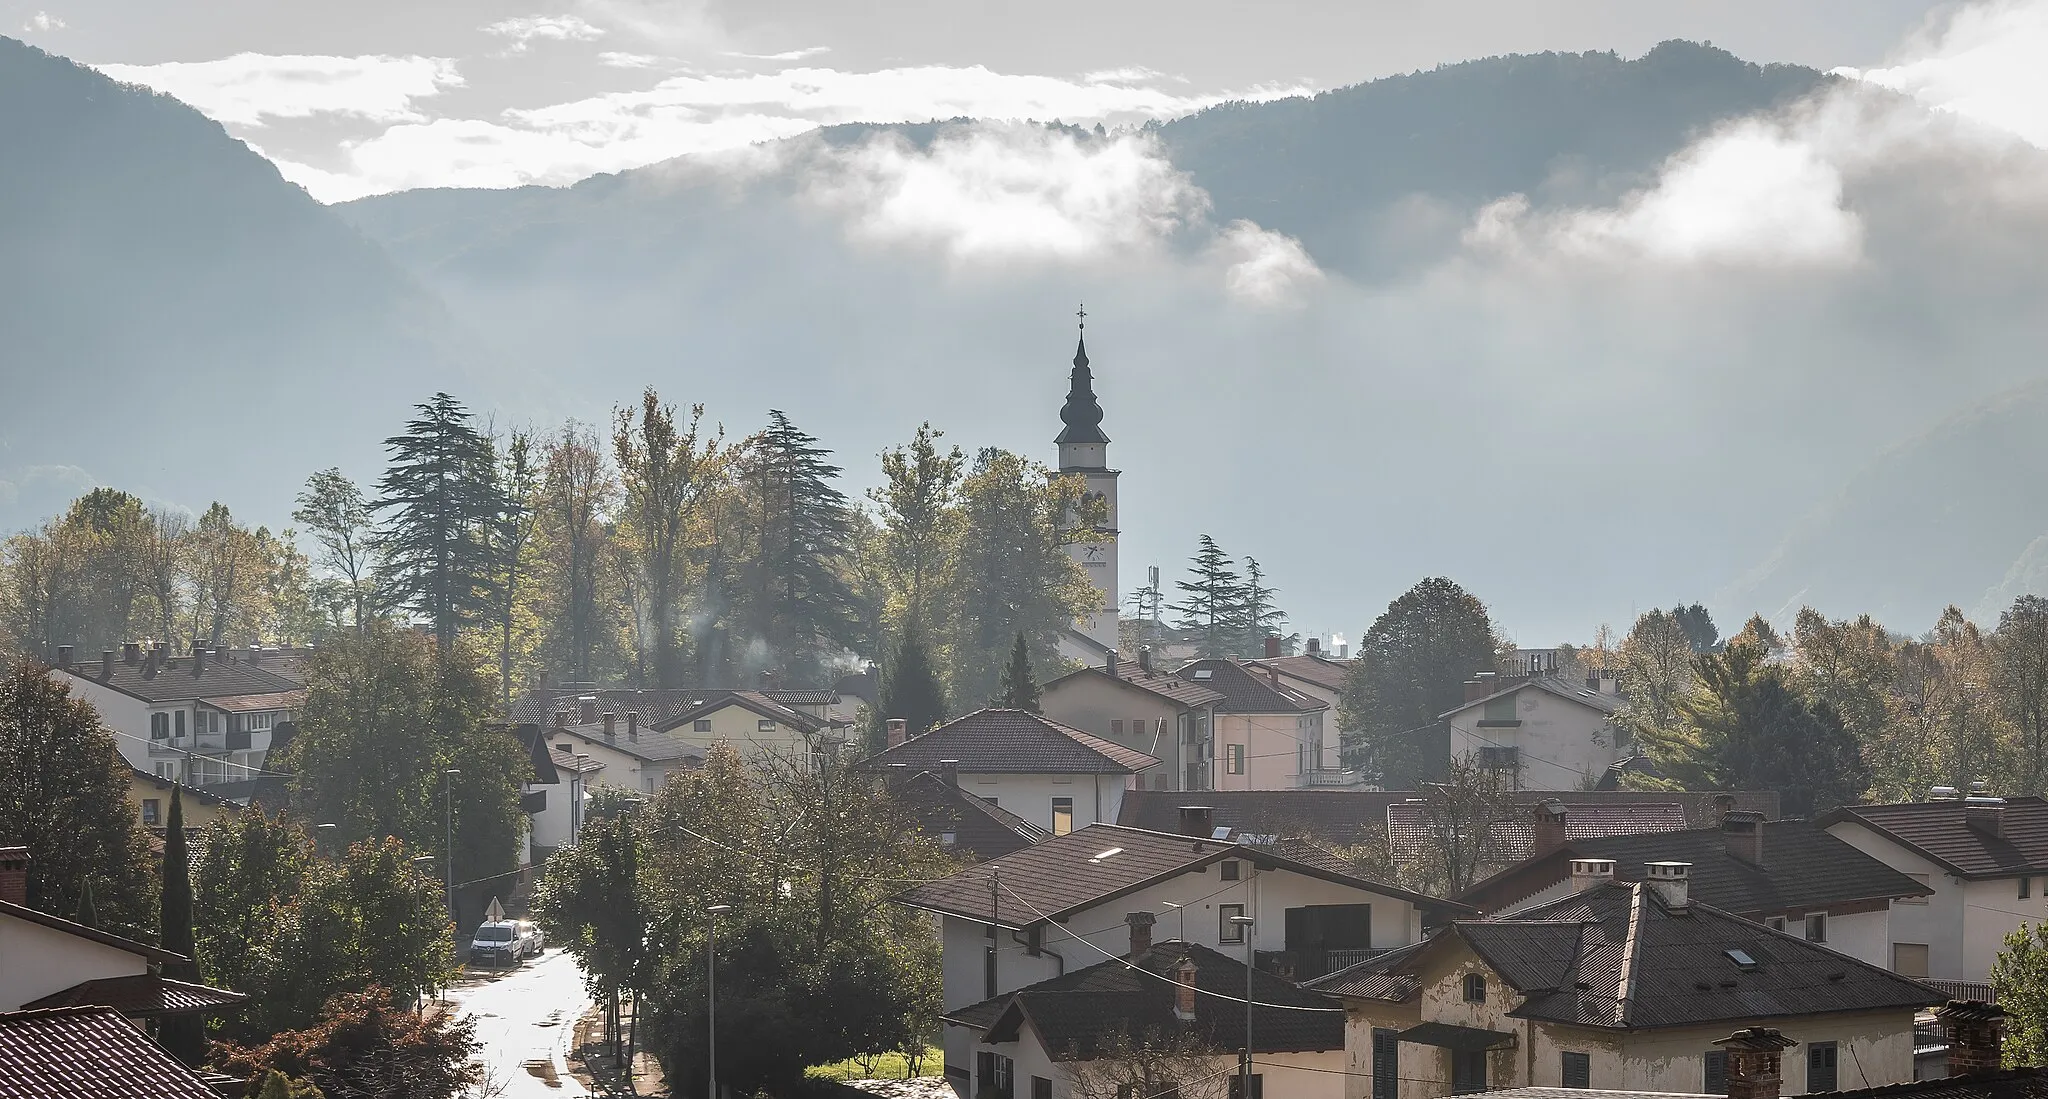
[1301,768,1366,788]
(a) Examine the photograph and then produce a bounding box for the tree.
[993,632,1041,712]
[0,664,156,936]
[724,411,862,683]
[189,502,267,646]
[485,430,541,707]
[1993,923,2048,1067]
[534,811,645,1067]
[1339,577,1502,786]
[1616,610,1700,752]
[373,393,505,653]
[614,390,722,689]
[213,986,480,1099]
[1672,603,1719,653]
[293,470,380,635]
[874,624,948,748]
[253,1070,325,1099]
[1170,536,1245,659]
[1656,640,1871,816]
[195,809,311,1006]
[1996,595,2048,796]
[537,421,621,683]
[1237,556,1287,658]
[139,506,193,645]
[159,788,208,1066]
[1066,1028,1231,1099]
[868,422,964,636]
[1407,753,1520,895]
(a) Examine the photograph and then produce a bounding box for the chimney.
[1264,636,1281,658]
[1138,647,1153,675]
[56,646,72,669]
[939,759,960,788]
[554,710,568,728]
[579,698,598,725]
[1125,911,1156,957]
[1713,793,1738,824]
[0,846,26,906]
[191,635,206,656]
[1177,805,1214,838]
[192,645,207,674]
[1929,786,1961,801]
[1307,637,1321,656]
[602,712,616,741]
[1265,665,1280,689]
[101,650,115,678]
[1724,811,1766,865]
[1714,1028,1798,1099]
[1936,1000,2006,1076]
[1106,650,1119,678]
[1966,797,2006,840]
[627,712,639,741]
[1531,799,1568,854]
[1173,957,1199,1022]
[886,718,908,749]
[1465,671,1498,703]
[122,642,141,665]
[1570,858,1616,892]
[1645,861,1692,910]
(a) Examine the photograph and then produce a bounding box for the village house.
[1178,659,1337,791]
[1243,637,1351,712]
[1387,798,1689,883]
[944,938,1347,1099]
[54,642,303,787]
[126,767,240,836]
[650,689,852,768]
[890,769,1051,863]
[542,709,706,795]
[1821,792,2048,990]
[1459,809,1933,974]
[1310,862,1942,1099]
[1440,671,1627,790]
[896,814,1464,1090]
[1040,651,1224,793]
[0,1006,231,1098]
[855,709,1161,835]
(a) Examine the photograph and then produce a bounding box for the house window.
[1482,695,1517,723]
[1220,860,1240,881]
[1220,904,1246,943]
[1227,1075,1263,1099]
[1900,873,1930,903]
[1226,744,1245,775]
[1112,719,1124,734]
[151,713,169,739]
[141,799,161,826]
[1766,916,1786,932]
[1452,1050,1487,1094]
[1052,797,1074,836]
[1464,973,1486,1003]
[1893,943,1929,977]
[977,1052,1014,1099]
[1033,1077,1052,1099]
[2023,877,2033,900]
[1478,745,1519,769]
[1705,1051,1728,1095]
[175,710,186,739]
[694,719,712,732]
[154,762,174,780]
[1805,912,1828,943]
[1372,1028,1399,1099]
[1562,1052,1591,1089]
[757,719,777,732]
[1807,1042,1838,1093]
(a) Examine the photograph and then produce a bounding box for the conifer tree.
[159,787,208,1066]
[879,625,948,741]
[373,393,506,653]
[994,632,1041,712]
[1170,535,1246,659]
[729,411,860,681]
[1238,556,1288,657]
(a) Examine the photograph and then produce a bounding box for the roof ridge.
[1614,882,1646,1027]
[0,1003,126,1020]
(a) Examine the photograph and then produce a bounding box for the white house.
[541,711,705,795]
[1439,672,1626,790]
[1178,660,1337,791]
[651,690,851,770]
[54,643,302,787]
[1821,793,2048,988]
[895,817,1465,1091]
[855,709,1161,835]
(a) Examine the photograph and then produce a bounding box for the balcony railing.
[1301,767,1365,788]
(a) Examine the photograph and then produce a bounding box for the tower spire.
[1057,304,1106,446]
[1074,302,1088,367]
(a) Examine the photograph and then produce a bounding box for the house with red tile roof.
[854,709,1160,835]
[0,1005,229,1098]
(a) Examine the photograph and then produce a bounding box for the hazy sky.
[7,0,1960,201]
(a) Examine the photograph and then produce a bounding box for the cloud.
[598,51,660,69]
[723,46,830,62]
[1836,0,2048,148]
[482,14,605,55]
[1211,220,1325,305]
[97,54,462,127]
[21,10,64,31]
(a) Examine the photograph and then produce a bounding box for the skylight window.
[1089,846,1126,863]
[1725,949,1759,971]
[1192,669,1213,679]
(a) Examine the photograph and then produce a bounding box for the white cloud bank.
[97,53,462,127]
[21,10,64,31]
[1836,0,2048,148]
[483,14,605,55]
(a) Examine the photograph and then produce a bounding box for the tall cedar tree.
[1238,556,1287,657]
[158,788,208,1066]
[1655,639,1871,816]
[614,391,722,688]
[877,624,948,745]
[373,393,505,653]
[1672,602,1720,653]
[1338,577,1502,786]
[994,631,1041,711]
[1171,535,1246,659]
[730,411,860,682]
[0,664,155,935]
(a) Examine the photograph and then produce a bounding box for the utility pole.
[707,904,732,1099]
[1232,912,1256,1099]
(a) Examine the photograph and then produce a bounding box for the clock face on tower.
[1084,545,1104,561]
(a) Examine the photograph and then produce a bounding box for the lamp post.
[572,755,590,845]
[442,769,461,927]
[706,905,733,1099]
[1231,913,1256,1099]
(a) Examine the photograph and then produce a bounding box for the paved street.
[447,949,593,1098]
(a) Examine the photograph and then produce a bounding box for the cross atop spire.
[1077,302,1087,330]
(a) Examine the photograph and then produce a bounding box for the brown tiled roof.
[892,771,1050,862]
[1177,659,1326,714]
[1462,820,1934,916]
[196,690,304,714]
[59,657,303,705]
[761,688,838,707]
[897,823,1456,927]
[1043,662,1226,709]
[944,942,1343,1057]
[1306,940,1428,1000]
[0,899,182,964]
[1488,1072,2048,1099]
[127,768,241,810]
[1387,801,1688,864]
[0,1006,225,1098]
[853,709,1161,776]
[1245,654,1351,692]
[1820,798,2048,878]
[22,976,246,1017]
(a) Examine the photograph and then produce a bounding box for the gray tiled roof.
[1821,798,2048,878]
[1442,675,1626,719]
[1387,801,1688,863]
[511,689,703,726]
[543,721,708,764]
[853,709,1161,775]
[1307,939,1428,1001]
[0,1006,224,1098]
[60,656,301,704]
[892,771,1050,862]
[658,691,830,735]
[944,942,1344,1057]
[1245,654,1351,692]
[1176,659,1326,714]
[1044,661,1228,708]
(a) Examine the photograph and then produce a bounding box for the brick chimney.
[1173,957,1199,1022]
[939,759,960,788]
[100,650,115,678]
[56,645,72,669]
[1138,647,1153,675]
[192,645,207,674]
[1178,805,1215,838]
[1714,1028,1798,1099]
[1105,650,1119,678]
[1724,811,1766,865]
[1966,797,2006,840]
[1645,862,1692,910]
[1465,671,1499,703]
[1570,858,1616,892]
[1531,799,1568,854]
[122,642,140,665]
[579,697,598,725]
[0,846,26,906]
[626,712,639,741]
[1264,636,1281,658]
[1307,637,1320,656]
[602,712,616,741]
[886,718,908,748]
[1125,911,1156,957]
[1937,1000,2006,1075]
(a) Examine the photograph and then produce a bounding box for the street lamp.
[572,755,590,845]
[442,769,461,926]
[1231,913,1256,1099]
[706,905,733,1099]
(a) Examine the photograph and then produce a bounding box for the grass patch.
[806,1048,944,1081]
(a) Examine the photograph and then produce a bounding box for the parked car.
[469,921,528,967]
[514,919,545,957]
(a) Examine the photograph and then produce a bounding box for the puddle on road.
[536,1010,564,1028]
[523,1059,562,1088]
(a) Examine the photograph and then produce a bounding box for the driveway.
[447,948,592,1098]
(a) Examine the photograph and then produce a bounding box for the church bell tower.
[1056,307,1120,655]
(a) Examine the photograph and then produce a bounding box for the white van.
[469,921,528,967]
